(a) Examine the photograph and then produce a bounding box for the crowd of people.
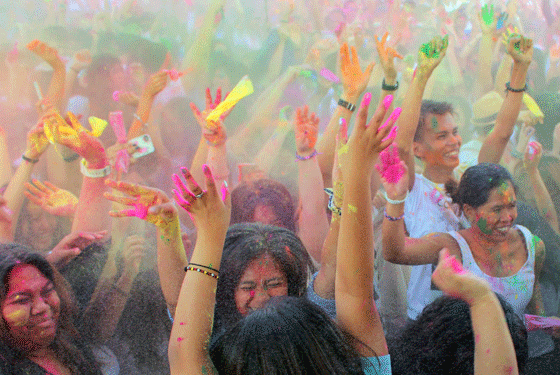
[0,0,560,373]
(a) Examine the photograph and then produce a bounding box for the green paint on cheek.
[431,117,438,129]
[477,218,493,235]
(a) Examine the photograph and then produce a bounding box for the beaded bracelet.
[382,78,399,91]
[384,191,408,205]
[185,265,219,280]
[383,208,405,221]
[505,82,528,93]
[295,149,319,161]
[188,262,220,274]
[22,154,39,164]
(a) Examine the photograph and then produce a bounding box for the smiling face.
[414,112,462,169]
[235,254,288,315]
[2,264,60,351]
[467,181,517,240]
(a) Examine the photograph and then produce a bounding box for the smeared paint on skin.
[6,309,27,326]
[476,217,493,235]
[431,116,438,129]
[177,337,184,342]
[447,255,465,274]
[348,204,357,213]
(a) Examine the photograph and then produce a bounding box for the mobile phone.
[128,134,155,159]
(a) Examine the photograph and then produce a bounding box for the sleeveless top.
[448,225,535,318]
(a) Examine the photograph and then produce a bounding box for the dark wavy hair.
[210,296,370,375]
[445,163,517,211]
[230,179,296,232]
[212,223,314,334]
[414,100,455,142]
[0,243,100,374]
[390,294,528,375]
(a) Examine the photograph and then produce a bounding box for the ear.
[462,204,476,223]
[413,141,424,159]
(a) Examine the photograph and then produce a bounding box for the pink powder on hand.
[115,149,129,173]
[377,144,404,183]
[447,254,465,274]
[320,68,340,83]
[112,91,120,102]
[164,69,182,81]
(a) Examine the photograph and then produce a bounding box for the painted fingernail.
[389,107,403,121]
[362,92,372,108]
[383,95,393,110]
[383,126,398,142]
[203,164,211,175]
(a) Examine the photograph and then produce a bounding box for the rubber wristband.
[295,149,319,161]
[22,154,39,164]
[382,78,399,91]
[338,99,356,112]
[80,159,111,178]
[383,208,405,221]
[505,82,528,93]
[384,190,408,205]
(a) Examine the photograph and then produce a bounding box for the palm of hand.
[27,126,49,157]
[340,44,371,97]
[43,190,78,216]
[506,35,533,65]
[417,36,448,76]
[295,109,318,154]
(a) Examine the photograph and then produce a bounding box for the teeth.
[497,227,509,233]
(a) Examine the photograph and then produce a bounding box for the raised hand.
[172,165,230,233]
[417,35,449,79]
[377,143,408,201]
[375,32,403,80]
[69,49,92,73]
[524,141,543,170]
[144,70,169,98]
[190,88,230,146]
[505,32,533,66]
[104,180,179,236]
[25,118,50,160]
[432,249,492,305]
[295,105,319,157]
[43,110,107,166]
[339,42,374,101]
[27,40,64,69]
[46,230,107,268]
[346,93,401,178]
[331,118,349,208]
[479,4,498,34]
[24,180,78,217]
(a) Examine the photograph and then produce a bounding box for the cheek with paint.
[4,307,30,328]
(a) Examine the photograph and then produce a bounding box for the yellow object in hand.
[206,75,253,129]
[523,93,544,121]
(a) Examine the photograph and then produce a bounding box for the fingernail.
[383,126,398,142]
[203,164,211,175]
[362,92,372,108]
[389,107,403,121]
[383,95,393,110]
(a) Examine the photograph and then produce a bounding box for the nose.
[31,297,49,316]
[249,285,271,309]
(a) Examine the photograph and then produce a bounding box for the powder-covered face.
[2,264,60,351]
[414,113,462,169]
[235,254,288,315]
[471,181,517,240]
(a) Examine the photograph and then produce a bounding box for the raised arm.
[336,93,397,357]
[478,33,533,164]
[27,40,66,112]
[375,32,403,105]
[395,36,448,190]
[169,166,230,374]
[473,5,500,98]
[380,153,456,265]
[315,43,373,186]
[432,249,519,375]
[295,106,329,263]
[104,180,186,313]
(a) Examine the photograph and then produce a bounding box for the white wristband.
[384,190,408,205]
[80,159,111,178]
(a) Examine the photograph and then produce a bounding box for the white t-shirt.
[404,174,469,319]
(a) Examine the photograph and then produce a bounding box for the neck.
[423,164,456,184]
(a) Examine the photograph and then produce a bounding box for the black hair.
[0,244,101,374]
[210,296,368,374]
[445,163,517,210]
[213,223,314,334]
[231,179,297,232]
[414,100,455,142]
[390,294,528,375]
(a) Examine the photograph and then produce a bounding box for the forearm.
[3,160,35,238]
[46,67,66,111]
[169,229,224,373]
[313,217,339,299]
[474,35,495,98]
[157,218,187,314]
[190,138,209,191]
[297,155,329,262]
[479,63,529,164]
[471,292,519,375]
[528,168,560,233]
[207,144,229,190]
[316,105,355,186]
[253,125,290,175]
[382,202,407,263]
[72,162,111,233]
[128,93,154,139]
[46,147,82,196]
[0,128,12,188]
[336,173,386,356]
[494,56,513,96]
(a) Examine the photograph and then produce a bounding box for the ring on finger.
[194,191,205,199]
